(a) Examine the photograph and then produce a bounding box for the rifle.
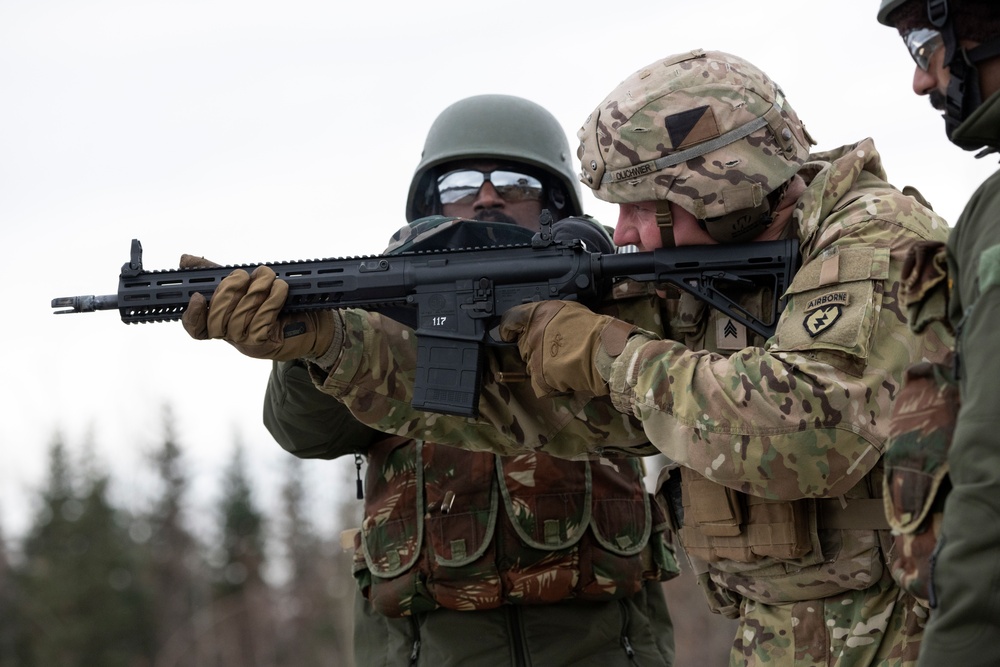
[51,215,799,418]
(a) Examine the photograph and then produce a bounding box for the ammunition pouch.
[657,465,889,606]
[675,467,812,562]
[355,439,679,617]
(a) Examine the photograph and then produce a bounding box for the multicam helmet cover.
[577,50,814,224]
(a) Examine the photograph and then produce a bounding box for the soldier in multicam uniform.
[178,53,951,665]
[876,2,1000,666]
[240,95,678,666]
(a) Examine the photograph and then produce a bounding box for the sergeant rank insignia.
[715,316,747,350]
[803,291,849,337]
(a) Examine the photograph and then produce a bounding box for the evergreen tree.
[0,515,21,666]
[137,406,212,666]
[205,442,277,667]
[15,437,155,667]
[275,457,353,666]
[215,444,267,597]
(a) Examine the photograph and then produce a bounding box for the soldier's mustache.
[473,209,520,225]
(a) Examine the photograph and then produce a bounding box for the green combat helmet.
[406,94,583,222]
[577,49,814,244]
[876,0,914,23]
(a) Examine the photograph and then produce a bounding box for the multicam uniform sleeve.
[312,306,651,459]
[608,158,951,500]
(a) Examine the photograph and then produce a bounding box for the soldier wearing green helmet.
[876,2,1000,666]
[254,94,678,666]
[878,0,1000,149]
[405,93,584,222]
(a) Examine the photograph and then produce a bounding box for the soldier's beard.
[929,90,947,113]
[473,209,520,225]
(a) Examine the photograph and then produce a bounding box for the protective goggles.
[904,28,944,71]
[436,169,544,206]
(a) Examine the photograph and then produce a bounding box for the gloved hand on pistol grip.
[180,263,342,364]
[498,300,637,397]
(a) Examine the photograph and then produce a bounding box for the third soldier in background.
[877,1,1000,666]
[258,95,678,666]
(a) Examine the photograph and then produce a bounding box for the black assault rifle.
[51,216,799,418]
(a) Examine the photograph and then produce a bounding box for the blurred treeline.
[0,408,737,667]
[0,407,356,667]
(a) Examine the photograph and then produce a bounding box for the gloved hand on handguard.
[178,254,342,365]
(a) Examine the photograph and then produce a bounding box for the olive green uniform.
[914,89,1000,667]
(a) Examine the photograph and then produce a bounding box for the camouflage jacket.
[312,139,950,603]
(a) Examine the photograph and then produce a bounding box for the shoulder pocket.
[977,243,1000,292]
[775,245,890,376]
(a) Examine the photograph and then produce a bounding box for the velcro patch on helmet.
[665,105,721,150]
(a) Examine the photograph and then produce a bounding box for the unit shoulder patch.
[803,305,842,337]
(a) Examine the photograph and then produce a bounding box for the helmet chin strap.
[702,179,795,243]
[656,196,774,245]
[699,199,774,243]
[655,200,676,247]
[657,180,790,245]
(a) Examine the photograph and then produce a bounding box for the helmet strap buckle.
[655,201,676,247]
[927,0,948,28]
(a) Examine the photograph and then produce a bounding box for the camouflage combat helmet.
[878,0,1000,151]
[406,94,583,222]
[577,49,814,244]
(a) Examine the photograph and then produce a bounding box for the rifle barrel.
[51,294,120,314]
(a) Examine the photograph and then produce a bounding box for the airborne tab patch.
[665,105,720,150]
[804,291,850,312]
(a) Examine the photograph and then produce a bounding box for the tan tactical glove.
[180,258,342,364]
[179,254,221,270]
[498,300,637,397]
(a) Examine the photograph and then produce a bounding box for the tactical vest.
[352,436,678,618]
[655,283,892,611]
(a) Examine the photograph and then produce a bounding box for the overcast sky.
[2,0,996,542]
